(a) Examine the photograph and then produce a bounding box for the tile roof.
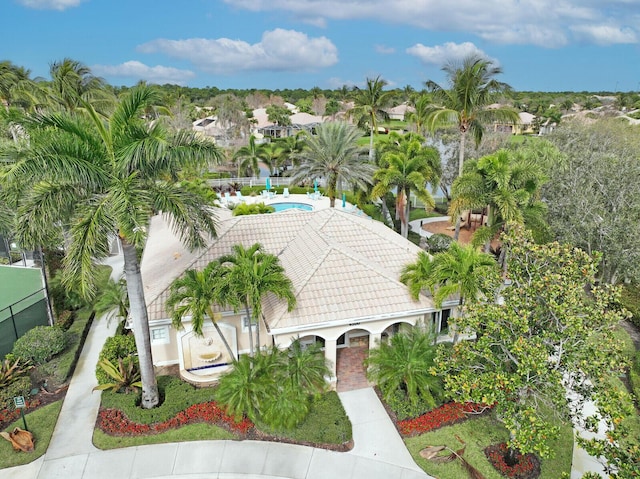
[142,209,434,331]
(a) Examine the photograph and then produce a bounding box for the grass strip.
[404,413,573,479]
[0,400,63,469]
[93,422,236,450]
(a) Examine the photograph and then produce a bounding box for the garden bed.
[94,376,352,452]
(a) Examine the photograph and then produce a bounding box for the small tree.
[438,225,628,461]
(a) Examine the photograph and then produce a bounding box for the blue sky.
[4,0,640,92]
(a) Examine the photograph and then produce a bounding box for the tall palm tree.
[219,243,296,356]
[348,76,393,159]
[2,85,224,408]
[365,325,442,408]
[166,262,236,360]
[48,58,111,112]
[0,61,43,111]
[371,132,441,238]
[233,134,268,178]
[425,54,519,178]
[405,93,432,136]
[291,122,374,207]
[426,56,519,241]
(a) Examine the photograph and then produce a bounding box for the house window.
[439,309,451,333]
[150,326,169,345]
[240,316,251,333]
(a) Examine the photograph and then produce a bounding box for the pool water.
[271,202,313,212]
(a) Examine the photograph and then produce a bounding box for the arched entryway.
[336,328,372,392]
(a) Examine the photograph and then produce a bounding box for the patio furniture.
[283,188,290,198]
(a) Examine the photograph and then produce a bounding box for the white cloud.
[138,29,338,74]
[91,61,195,85]
[375,44,395,54]
[17,0,83,10]
[571,24,638,45]
[406,42,492,66]
[222,0,640,48]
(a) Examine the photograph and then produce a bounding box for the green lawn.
[93,422,236,449]
[404,414,573,479]
[0,400,63,469]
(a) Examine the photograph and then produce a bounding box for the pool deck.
[222,193,358,213]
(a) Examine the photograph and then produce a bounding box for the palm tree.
[399,251,435,300]
[2,85,224,408]
[233,134,268,178]
[402,242,497,342]
[449,149,547,252]
[371,132,441,238]
[166,262,236,360]
[284,338,330,395]
[291,122,374,207]
[348,76,393,159]
[0,61,43,111]
[219,243,296,356]
[48,58,111,112]
[425,54,519,178]
[405,93,432,136]
[214,350,278,422]
[94,278,129,324]
[425,55,519,240]
[366,325,442,408]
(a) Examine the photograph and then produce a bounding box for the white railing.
[206,177,326,188]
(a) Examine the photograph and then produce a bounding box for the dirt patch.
[422,220,500,250]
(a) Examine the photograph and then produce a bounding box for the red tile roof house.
[140,208,458,387]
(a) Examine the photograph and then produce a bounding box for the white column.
[369,332,382,349]
[324,339,337,387]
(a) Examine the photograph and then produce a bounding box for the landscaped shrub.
[256,391,352,446]
[0,376,32,409]
[385,387,439,421]
[425,233,453,253]
[100,375,215,425]
[12,326,66,365]
[232,202,275,216]
[96,334,138,385]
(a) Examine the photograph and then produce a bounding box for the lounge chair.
[283,187,290,198]
[235,191,246,203]
[223,192,231,205]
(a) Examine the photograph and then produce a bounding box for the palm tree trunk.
[453,217,461,241]
[244,303,254,356]
[458,131,466,177]
[212,320,236,361]
[401,190,411,238]
[452,296,463,344]
[255,316,260,353]
[121,238,159,409]
[369,126,375,160]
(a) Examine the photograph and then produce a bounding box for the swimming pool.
[271,202,313,212]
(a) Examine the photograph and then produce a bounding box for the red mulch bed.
[485,442,541,479]
[95,401,352,452]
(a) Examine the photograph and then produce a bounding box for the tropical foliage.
[215,340,330,429]
[218,243,296,355]
[366,325,443,412]
[291,121,374,207]
[371,132,441,237]
[166,262,236,360]
[1,84,224,408]
[348,76,393,159]
[437,225,628,460]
